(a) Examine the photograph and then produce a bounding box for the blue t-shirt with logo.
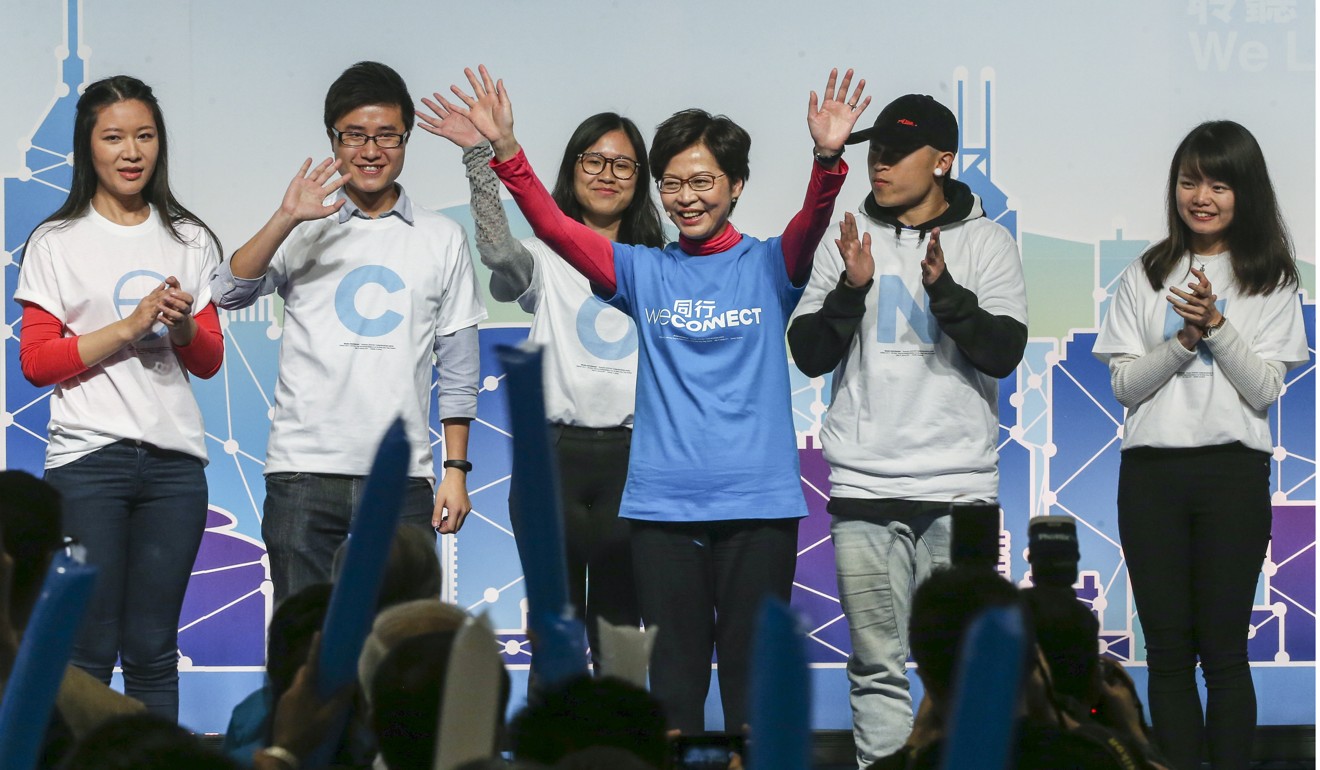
[602,235,808,522]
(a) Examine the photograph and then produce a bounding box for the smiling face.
[573,129,639,228]
[331,103,407,215]
[90,99,159,212]
[1176,168,1235,255]
[658,142,744,242]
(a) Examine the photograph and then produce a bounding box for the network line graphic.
[1,6,1314,731]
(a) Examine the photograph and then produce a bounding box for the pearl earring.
[933,168,943,177]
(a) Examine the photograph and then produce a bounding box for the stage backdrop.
[1,0,1314,733]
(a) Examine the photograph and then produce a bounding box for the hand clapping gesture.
[808,68,871,157]
[1168,265,1222,349]
[921,228,946,286]
[446,66,519,161]
[837,212,875,289]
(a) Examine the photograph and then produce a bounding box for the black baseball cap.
[846,94,959,153]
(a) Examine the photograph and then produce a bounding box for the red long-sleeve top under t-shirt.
[19,302,225,387]
[489,148,848,291]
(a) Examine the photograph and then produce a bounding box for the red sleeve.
[174,302,224,379]
[781,158,849,286]
[19,303,89,387]
[491,149,618,292]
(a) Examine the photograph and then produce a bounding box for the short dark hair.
[909,567,1022,700]
[0,471,63,631]
[323,61,415,133]
[60,713,239,770]
[371,631,511,770]
[650,109,751,188]
[266,582,333,702]
[550,112,666,248]
[510,675,667,768]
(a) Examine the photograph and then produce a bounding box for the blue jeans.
[45,440,208,720]
[831,503,953,767]
[262,472,435,604]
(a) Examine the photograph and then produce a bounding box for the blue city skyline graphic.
[2,0,1314,731]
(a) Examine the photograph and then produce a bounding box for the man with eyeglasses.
[212,61,486,603]
[787,95,1028,767]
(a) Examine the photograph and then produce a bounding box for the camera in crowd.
[1027,515,1080,589]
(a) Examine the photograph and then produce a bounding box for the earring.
[933,168,944,177]
[732,196,739,204]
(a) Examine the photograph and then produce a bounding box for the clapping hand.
[837,212,874,289]
[1168,266,1221,349]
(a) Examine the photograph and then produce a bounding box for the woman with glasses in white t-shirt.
[15,76,223,721]
[419,102,666,667]
[1093,121,1309,770]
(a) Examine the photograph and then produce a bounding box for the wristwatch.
[1203,315,1226,339]
[443,459,473,473]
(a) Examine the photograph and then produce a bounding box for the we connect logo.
[643,298,763,333]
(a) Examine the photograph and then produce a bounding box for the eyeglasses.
[578,152,639,180]
[333,129,410,149]
[657,173,726,194]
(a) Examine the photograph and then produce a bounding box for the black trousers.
[1118,443,1271,770]
[630,517,799,733]
[553,425,640,660]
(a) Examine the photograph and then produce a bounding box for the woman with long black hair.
[16,75,223,720]
[1094,120,1308,769]
[418,103,665,663]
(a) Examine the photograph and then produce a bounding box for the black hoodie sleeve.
[787,271,871,377]
[924,267,1027,378]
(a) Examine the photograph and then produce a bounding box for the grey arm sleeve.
[209,260,275,310]
[1203,320,1287,411]
[434,324,480,420]
[1107,337,1197,408]
[464,143,536,303]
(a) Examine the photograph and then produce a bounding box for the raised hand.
[279,158,348,222]
[418,93,486,149]
[920,228,945,286]
[447,65,518,160]
[808,68,870,155]
[837,212,874,289]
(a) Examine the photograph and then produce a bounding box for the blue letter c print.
[575,296,637,360]
[334,265,405,337]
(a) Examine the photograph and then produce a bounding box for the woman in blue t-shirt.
[447,64,869,731]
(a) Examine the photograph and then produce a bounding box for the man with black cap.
[787,94,1028,766]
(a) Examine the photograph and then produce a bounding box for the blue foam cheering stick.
[316,417,409,698]
[939,605,1026,770]
[496,343,587,687]
[0,551,97,770]
[749,598,810,770]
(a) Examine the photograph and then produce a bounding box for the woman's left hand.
[159,276,197,346]
[808,68,870,155]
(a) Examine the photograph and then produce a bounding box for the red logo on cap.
[898,119,917,126]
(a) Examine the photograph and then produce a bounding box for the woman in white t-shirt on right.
[1093,120,1309,770]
